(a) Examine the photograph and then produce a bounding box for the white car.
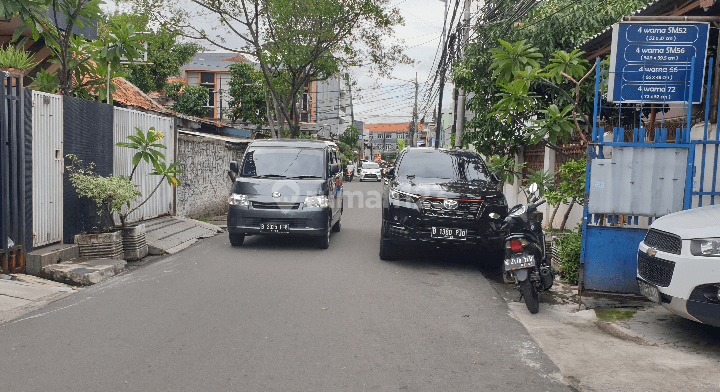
[359,162,382,182]
[637,204,720,327]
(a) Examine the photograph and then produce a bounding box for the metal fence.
[0,72,27,273]
[31,91,64,247]
[113,107,174,224]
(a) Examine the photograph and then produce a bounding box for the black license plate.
[504,253,535,271]
[260,223,290,233]
[430,227,467,240]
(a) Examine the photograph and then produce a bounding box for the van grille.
[252,201,300,210]
[637,251,675,287]
[643,229,682,255]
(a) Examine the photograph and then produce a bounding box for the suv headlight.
[389,189,418,203]
[691,238,720,256]
[304,195,329,208]
[228,193,250,206]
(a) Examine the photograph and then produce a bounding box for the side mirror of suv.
[490,173,500,185]
[230,161,238,174]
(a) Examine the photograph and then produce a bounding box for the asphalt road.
[1,180,573,391]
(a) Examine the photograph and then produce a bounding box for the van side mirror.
[230,161,238,174]
[330,163,340,175]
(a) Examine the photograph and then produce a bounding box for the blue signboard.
[608,22,709,104]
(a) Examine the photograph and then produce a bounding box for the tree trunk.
[264,90,277,138]
[271,94,285,138]
[560,202,574,231]
[549,202,561,230]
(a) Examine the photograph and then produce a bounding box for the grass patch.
[595,308,637,322]
[194,216,212,223]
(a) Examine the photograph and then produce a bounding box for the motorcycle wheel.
[519,280,539,314]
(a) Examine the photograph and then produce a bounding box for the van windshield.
[240,147,324,179]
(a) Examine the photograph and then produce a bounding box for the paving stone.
[0,280,64,301]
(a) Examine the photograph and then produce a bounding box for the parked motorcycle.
[501,199,553,314]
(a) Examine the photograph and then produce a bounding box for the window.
[396,150,490,181]
[200,72,215,116]
[239,147,325,179]
[397,133,405,139]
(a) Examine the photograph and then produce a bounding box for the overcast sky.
[108,0,466,125]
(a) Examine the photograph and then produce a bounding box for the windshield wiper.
[288,175,322,179]
[254,174,286,178]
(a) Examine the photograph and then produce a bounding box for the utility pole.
[454,0,471,149]
[435,33,455,149]
[433,0,450,149]
[411,73,418,147]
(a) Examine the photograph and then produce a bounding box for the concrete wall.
[175,134,247,218]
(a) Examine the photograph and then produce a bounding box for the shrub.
[554,230,582,285]
[0,45,38,70]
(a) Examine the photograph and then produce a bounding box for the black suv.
[380,148,508,260]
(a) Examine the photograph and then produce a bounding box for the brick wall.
[175,134,247,218]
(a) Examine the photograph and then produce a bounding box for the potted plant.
[65,155,141,259]
[0,45,38,86]
[66,127,182,260]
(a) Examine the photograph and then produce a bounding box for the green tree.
[227,62,267,126]
[396,139,405,151]
[339,125,361,149]
[164,82,210,118]
[545,157,587,230]
[9,0,146,98]
[454,0,648,156]
[143,0,411,138]
[107,13,201,93]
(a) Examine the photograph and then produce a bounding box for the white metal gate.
[31,91,64,247]
[113,108,174,224]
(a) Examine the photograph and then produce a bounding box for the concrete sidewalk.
[505,282,720,391]
[0,274,76,324]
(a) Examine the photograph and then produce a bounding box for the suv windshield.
[240,147,324,178]
[397,151,489,181]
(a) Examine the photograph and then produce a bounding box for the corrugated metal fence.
[31,91,64,247]
[113,107,174,224]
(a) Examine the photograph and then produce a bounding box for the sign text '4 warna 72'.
[608,22,710,104]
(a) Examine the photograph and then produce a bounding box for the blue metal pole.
[685,57,696,144]
[699,58,714,207]
[592,58,601,143]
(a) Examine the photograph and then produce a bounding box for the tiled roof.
[112,77,167,112]
[365,123,424,133]
[180,52,258,72]
[221,55,250,62]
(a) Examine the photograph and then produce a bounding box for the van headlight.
[228,193,250,206]
[691,239,720,256]
[304,195,329,208]
[389,189,418,202]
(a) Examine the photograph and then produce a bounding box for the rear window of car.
[240,147,324,178]
[363,163,379,169]
[396,151,489,181]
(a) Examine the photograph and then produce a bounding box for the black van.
[227,140,343,249]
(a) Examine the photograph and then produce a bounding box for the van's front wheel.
[229,233,245,247]
[317,217,331,249]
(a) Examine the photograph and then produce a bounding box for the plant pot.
[121,224,148,261]
[74,231,123,259]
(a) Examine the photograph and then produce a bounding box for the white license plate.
[260,223,290,233]
[504,254,535,271]
[637,279,661,303]
[431,227,467,240]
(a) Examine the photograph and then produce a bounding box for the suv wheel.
[229,233,245,247]
[317,217,331,249]
[379,237,397,260]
